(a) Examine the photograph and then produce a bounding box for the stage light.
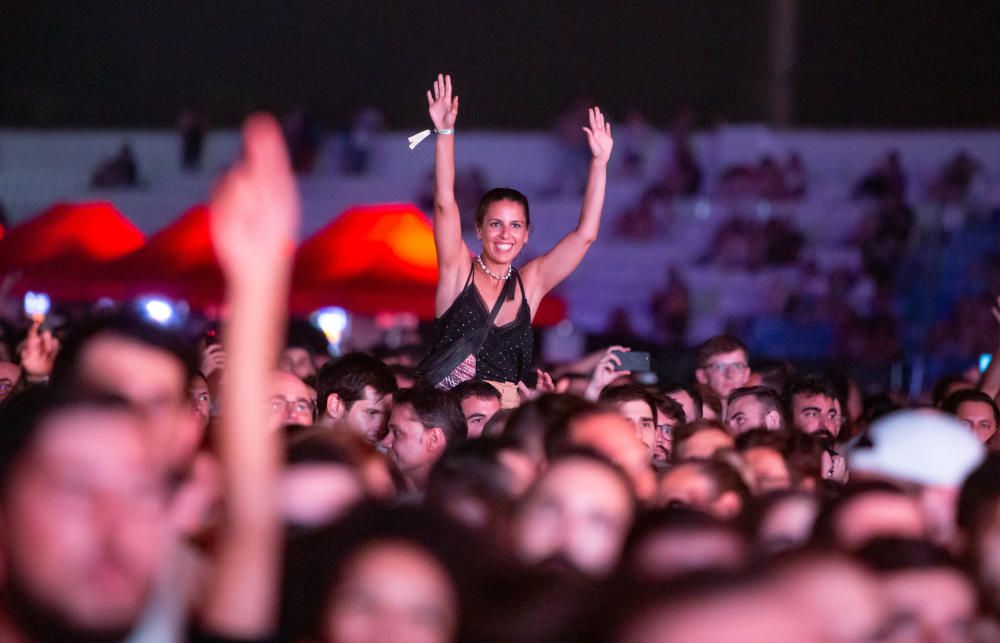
[312,307,350,350]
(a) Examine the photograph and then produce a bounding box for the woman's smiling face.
[477,199,529,264]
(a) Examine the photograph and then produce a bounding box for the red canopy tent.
[96,205,225,308]
[0,202,145,299]
[291,203,567,325]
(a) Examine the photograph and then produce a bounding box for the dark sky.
[2,1,998,129]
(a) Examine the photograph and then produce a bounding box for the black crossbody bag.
[418,276,514,390]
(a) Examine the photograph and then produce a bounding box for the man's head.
[652,394,685,468]
[813,483,926,551]
[271,370,315,429]
[565,410,656,502]
[317,353,397,444]
[513,449,634,576]
[598,384,658,462]
[385,388,466,489]
[656,460,749,520]
[725,386,785,435]
[694,335,750,400]
[50,311,200,469]
[941,389,1000,444]
[279,345,317,381]
[661,382,702,423]
[784,374,842,438]
[0,389,168,642]
[450,380,502,439]
[735,430,792,493]
[671,419,734,463]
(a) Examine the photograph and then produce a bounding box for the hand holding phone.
[612,350,651,372]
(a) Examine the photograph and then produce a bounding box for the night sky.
[2,1,998,130]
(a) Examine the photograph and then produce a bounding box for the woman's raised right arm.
[427,74,470,308]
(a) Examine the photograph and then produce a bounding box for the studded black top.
[429,263,534,384]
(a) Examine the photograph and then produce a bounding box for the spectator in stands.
[90,143,139,188]
[614,187,660,239]
[930,150,983,203]
[854,150,906,201]
[661,381,702,424]
[623,507,747,580]
[652,394,685,469]
[279,344,317,381]
[671,419,734,462]
[656,460,749,521]
[724,385,786,435]
[270,370,315,429]
[450,380,502,439]
[385,387,467,494]
[782,151,807,198]
[178,109,206,171]
[734,429,792,493]
[649,265,690,347]
[317,352,397,444]
[695,335,752,406]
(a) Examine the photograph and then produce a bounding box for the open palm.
[583,106,613,164]
[427,73,459,131]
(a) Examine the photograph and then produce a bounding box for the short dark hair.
[727,385,786,429]
[394,387,467,446]
[451,380,502,404]
[941,389,1000,426]
[958,454,1000,532]
[0,388,135,492]
[653,393,686,425]
[660,381,702,420]
[696,335,747,367]
[534,446,636,511]
[317,352,397,415]
[932,375,971,407]
[426,439,516,518]
[51,309,199,389]
[475,187,530,228]
[752,359,795,394]
[672,418,729,447]
[782,373,839,410]
[599,383,657,423]
[734,428,789,452]
[856,537,959,573]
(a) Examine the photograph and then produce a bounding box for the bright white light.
[143,299,174,325]
[23,292,51,318]
[312,307,349,345]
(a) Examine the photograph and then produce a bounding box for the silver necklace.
[477,255,512,281]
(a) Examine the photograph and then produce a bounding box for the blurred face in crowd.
[460,395,501,439]
[323,541,457,643]
[568,412,655,502]
[657,464,742,520]
[628,526,746,580]
[270,371,315,428]
[77,334,196,467]
[385,403,446,487]
[696,349,750,399]
[0,362,20,402]
[477,199,529,266]
[327,386,393,444]
[675,428,733,461]
[955,400,998,443]
[614,400,656,462]
[279,346,316,380]
[0,407,167,642]
[879,567,975,643]
[725,395,781,435]
[189,375,211,431]
[280,464,364,527]
[758,494,818,554]
[791,393,841,438]
[833,492,926,550]
[743,447,791,493]
[514,457,634,576]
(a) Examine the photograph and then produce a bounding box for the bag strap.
[471,276,514,355]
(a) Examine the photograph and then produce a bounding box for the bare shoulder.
[435,258,473,317]
[516,260,546,314]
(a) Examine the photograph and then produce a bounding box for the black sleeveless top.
[430,263,535,384]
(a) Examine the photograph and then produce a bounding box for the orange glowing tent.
[291,203,567,325]
[0,202,145,298]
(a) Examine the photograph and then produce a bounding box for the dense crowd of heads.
[1,305,999,642]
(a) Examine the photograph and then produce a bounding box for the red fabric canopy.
[0,202,145,298]
[96,205,224,307]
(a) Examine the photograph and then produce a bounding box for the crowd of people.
[2,77,1000,643]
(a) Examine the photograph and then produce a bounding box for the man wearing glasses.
[695,335,752,412]
[270,370,316,429]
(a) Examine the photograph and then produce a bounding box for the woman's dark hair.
[475,188,530,228]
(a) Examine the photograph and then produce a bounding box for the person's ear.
[426,427,445,453]
[325,393,345,421]
[712,491,741,520]
[764,410,782,430]
[695,368,708,385]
